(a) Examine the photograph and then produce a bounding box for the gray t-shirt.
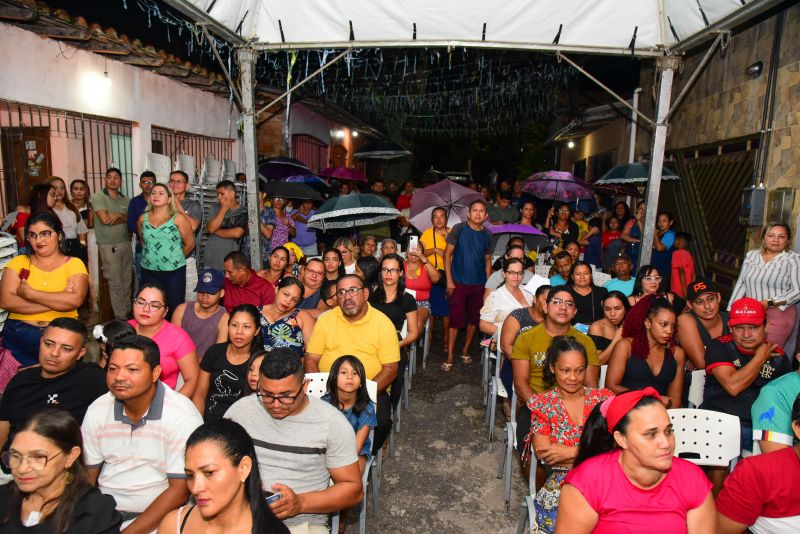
[203,204,247,270]
[181,198,203,253]
[224,394,358,527]
[485,269,533,290]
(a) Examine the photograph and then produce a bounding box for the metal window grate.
[151,126,234,179]
[0,99,133,214]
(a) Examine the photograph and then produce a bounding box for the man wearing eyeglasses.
[92,167,133,319]
[305,274,400,452]
[0,318,106,461]
[225,348,362,532]
[297,258,325,315]
[82,335,203,533]
[510,285,600,456]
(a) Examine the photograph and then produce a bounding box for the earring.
[64,470,74,486]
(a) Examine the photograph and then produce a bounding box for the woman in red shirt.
[555,388,716,533]
[404,242,440,337]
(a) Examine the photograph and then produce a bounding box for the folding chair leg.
[359,488,368,534]
[497,433,507,479]
[488,382,498,450]
[422,318,430,369]
[403,367,410,410]
[503,426,514,512]
[516,500,530,534]
[370,464,380,513]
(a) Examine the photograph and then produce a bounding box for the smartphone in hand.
[265,491,282,505]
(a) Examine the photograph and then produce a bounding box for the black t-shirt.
[200,342,253,421]
[571,286,607,326]
[369,293,417,332]
[0,362,107,450]
[701,336,792,424]
[0,484,122,534]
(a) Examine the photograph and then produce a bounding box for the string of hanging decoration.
[257,48,575,138]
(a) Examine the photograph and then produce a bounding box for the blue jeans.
[2,319,45,366]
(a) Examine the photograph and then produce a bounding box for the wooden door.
[0,126,51,210]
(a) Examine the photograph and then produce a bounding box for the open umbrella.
[319,167,368,183]
[259,181,323,202]
[258,156,315,181]
[596,163,680,184]
[307,194,401,230]
[354,140,412,160]
[488,224,553,255]
[522,171,595,202]
[409,179,484,232]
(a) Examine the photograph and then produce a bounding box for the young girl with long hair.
[322,355,377,473]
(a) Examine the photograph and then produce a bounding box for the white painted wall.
[291,103,332,143]
[0,23,240,192]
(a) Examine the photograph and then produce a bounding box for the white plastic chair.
[687,369,706,408]
[668,409,741,469]
[497,410,537,514]
[599,364,608,388]
[593,272,612,286]
[305,373,380,534]
[485,327,517,449]
[515,450,540,534]
[534,265,552,279]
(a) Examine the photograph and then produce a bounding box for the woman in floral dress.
[522,335,613,533]
[258,276,315,356]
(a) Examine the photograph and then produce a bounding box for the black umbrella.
[354,140,412,160]
[259,181,323,202]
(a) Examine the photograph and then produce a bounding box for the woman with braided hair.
[605,294,685,408]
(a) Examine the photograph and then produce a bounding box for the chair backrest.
[534,265,552,279]
[593,272,612,286]
[687,370,706,407]
[306,371,378,406]
[599,364,608,389]
[668,408,741,467]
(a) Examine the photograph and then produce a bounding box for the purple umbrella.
[522,171,595,202]
[319,167,368,183]
[409,179,485,232]
[488,224,553,255]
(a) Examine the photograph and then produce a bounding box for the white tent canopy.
[183,0,775,55]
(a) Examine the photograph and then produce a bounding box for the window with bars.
[151,127,234,180]
[0,99,133,214]
[292,134,329,172]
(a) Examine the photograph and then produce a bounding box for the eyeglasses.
[336,287,364,299]
[272,197,285,202]
[305,269,324,277]
[505,270,524,276]
[140,179,155,185]
[549,298,576,309]
[134,298,165,311]
[2,450,63,472]
[643,275,663,282]
[256,384,304,405]
[558,209,570,213]
[27,230,54,241]
[381,268,402,275]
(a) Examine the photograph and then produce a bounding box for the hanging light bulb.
[567,140,575,149]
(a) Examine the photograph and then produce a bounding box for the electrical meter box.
[767,188,795,224]
[740,186,768,227]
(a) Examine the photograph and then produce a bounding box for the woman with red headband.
[555,388,716,533]
[605,295,685,409]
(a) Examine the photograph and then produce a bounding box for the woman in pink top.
[129,283,199,398]
[404,241,441,336]
[555,388,715,534]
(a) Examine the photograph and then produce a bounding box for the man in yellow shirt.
[305,274,399,453]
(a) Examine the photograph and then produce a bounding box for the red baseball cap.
[728,297,766,327]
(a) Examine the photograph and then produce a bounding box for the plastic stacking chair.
[687,369,706,408]
[515,451,540,533]
[486,328,516,450]
[599,364,608,388]
[306,373,380,534]
[497,411,535,514]
[668,409,741,470]
[422,316,431,370]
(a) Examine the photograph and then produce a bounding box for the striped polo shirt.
[81,382,203,514]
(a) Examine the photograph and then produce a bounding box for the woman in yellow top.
[419,206,451,350]
[0,212,88,366]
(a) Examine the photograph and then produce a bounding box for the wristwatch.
[767,299,775,307]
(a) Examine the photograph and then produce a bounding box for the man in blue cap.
[170,268,229,360]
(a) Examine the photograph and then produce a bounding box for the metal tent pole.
[638,55,682,269]
[236,47,263,270]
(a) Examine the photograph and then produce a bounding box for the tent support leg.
[638,55,682,269]
[236,47,262,270]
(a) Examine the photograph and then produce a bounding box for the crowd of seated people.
[2,170,800,533]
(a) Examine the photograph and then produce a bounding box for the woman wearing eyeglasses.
[369,253,418,400]
[259,277,315,356]
[0,409,122,533]
[259,196,296,264]
[129,282,199,398]
[629,264,686,315]
[545,203,579,248]
[192,304,263,421]
[0,212,88,367]
[479,258,533,338]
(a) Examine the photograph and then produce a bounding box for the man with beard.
[305,274,399,452]
[82,335,203,533]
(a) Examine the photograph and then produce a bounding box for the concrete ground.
[347,335,527,533]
